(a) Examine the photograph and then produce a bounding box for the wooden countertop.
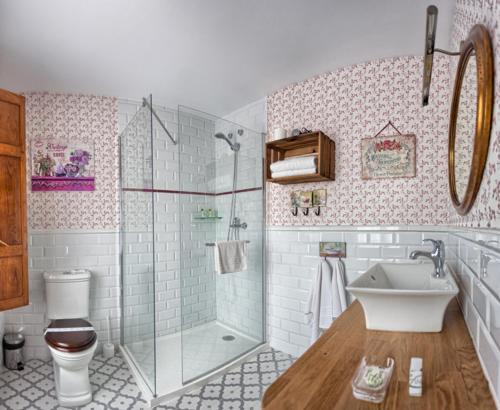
[262,299,495,410]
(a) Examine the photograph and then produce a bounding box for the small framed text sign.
[31,139,95,191]
[361,134,416,179]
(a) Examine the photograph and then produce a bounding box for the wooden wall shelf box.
[265,131,335,185]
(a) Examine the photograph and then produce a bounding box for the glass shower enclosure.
[120,98,265,402]
[120,97,156,394]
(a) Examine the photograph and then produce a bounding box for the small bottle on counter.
[409,357,423,397]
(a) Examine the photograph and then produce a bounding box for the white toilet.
[44,270,97,407]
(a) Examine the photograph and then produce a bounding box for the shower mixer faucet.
[230,217,247,230]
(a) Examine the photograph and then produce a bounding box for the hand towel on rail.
[305,258,347,344]
[331,258,347,318]
[214,240,248,274]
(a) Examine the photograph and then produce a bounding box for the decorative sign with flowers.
[361,134,416,179]
[31,139,95,191]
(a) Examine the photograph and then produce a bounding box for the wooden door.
[0,89,28,311]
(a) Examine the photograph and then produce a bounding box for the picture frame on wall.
[290,191,301,208]
[312,189,327,207]
[299,191,313,208]
[361,134,416,179]
[31,139,95,191]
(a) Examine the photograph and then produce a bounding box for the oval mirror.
[454,56,477,202]
[449,25,493,216]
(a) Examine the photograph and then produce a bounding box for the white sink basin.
[346,263,458,332]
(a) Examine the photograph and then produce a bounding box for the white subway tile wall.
[215,191,264,340]
[120,100,219,342]
[119,104,156,348]
[4,231,120,360]
[447,230,500,402]
[222,98,267,134]
[267,226,500,355]
[213,102,266,340]
[266,227,436,357]
[120,99,267,348]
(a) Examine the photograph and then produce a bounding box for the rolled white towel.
[270,155,317,173]
[272,168,317,178]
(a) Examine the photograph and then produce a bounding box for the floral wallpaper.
[266,54,451,226]
[23,0,500,230]
[25,92,119,230]
[449,0,500,228]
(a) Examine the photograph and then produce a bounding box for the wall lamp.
[422,5,461,106]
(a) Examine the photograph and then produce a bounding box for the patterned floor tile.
[0,348,293,409]
[161,350,294,410]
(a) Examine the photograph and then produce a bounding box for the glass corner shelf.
[193,216,223,221]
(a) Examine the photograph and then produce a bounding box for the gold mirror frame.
[449,24,494,216]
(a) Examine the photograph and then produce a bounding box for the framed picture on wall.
[361,134,416,179]
[299,191,313,208]
[290,191,301,208]
[312,189,327,207]
[31,139,95,191]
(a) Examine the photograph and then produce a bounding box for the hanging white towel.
[270,155,317,173]
[214,240,247,274]
[331,258,347,317]
[305,259,347,344]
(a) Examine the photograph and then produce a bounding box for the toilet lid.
[45,319,97,353]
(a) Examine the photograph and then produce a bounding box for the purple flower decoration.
[69,149,92,176]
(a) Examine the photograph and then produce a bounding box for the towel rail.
[205,240,250,247]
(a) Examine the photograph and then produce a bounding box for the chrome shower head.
[214,132,240,151]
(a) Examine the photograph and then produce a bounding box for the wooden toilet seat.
[44,318,97,353]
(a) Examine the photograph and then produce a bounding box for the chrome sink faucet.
[409,239,446,278]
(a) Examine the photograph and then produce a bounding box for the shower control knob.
[241,222,247,230]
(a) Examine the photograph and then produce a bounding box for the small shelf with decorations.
[265,131,335,185]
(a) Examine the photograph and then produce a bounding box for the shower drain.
[222,335,236,341]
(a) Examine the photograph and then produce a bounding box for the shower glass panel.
[120,98,156,396]
[178,106,265,383]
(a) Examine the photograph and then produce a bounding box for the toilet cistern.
[409,239,446,278]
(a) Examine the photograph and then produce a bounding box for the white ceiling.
[0,0,455,116]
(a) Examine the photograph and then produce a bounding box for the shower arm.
[422,5,461,106]
[142,97,177,145]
